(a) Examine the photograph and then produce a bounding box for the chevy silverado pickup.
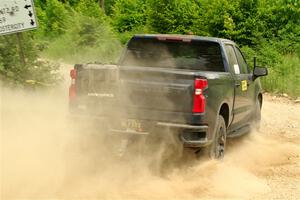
[69,34,268,159]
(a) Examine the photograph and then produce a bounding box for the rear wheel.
[202,115,227,159]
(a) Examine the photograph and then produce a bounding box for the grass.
[43,36,122,64]
[261,54,300,98]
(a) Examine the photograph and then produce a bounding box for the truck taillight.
[69,84,76,100]
[70,69,77,79]
[69,69,77,101]
[193,78,208,113]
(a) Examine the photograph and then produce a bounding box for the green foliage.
[200,0,263,45]
[262,54,300,97]
[111,0,147,32]
[43,14,122,63]
[104,0,118,15]
[116,26,147,44]
[34,1,47,37]
[147,0,202,34]
[241,43,300,97]
[43,0,70,37]
[0,35,22,82]
[1,0,299,96]
[256,0,300,53]
[0,34,61,86]
[74,0,105,19]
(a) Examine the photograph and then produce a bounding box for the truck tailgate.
[119,66,195,113]
[72,64,118,115]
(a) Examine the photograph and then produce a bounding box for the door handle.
[235,83,241,87]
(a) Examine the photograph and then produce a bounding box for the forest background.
[0,0,299,97]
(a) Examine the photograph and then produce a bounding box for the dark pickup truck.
[69,34,268,159]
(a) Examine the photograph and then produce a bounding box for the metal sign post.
[16,32,26,66]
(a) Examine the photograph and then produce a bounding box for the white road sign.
[0,0,37,35]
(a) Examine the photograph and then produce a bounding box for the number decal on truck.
[241,80,247,91]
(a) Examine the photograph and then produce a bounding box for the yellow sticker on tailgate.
[241,80,247,91]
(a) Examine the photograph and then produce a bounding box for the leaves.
[0,0,299,94]
[112,0,147,32]
[147,0,202,34]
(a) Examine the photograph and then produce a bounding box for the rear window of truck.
[121,37,225,72]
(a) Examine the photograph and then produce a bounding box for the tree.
[146,0,203,34]
[99,0,105,12]
[111,0,147,32]
[0,34,60,86]
[43,0,70,37]
[75,0,105,19]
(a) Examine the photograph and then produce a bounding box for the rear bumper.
[69,114,211,147]
[157,122,208,130]
[157,122,211,147]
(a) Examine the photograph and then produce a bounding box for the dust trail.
[1,81,299,199]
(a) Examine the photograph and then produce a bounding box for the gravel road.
[1,85,299,200]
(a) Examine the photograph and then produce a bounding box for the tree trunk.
[99,0,105,13]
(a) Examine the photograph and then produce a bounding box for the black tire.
[202,115,227,159]
[254,99,261,130]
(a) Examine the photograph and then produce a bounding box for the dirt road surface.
[1,82,299,199]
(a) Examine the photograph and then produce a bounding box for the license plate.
[121,119,143,132]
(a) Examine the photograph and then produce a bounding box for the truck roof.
[133,34,235,44]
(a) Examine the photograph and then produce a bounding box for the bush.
[111,0,147,32]
[241,44,300,97]
[146,0,202,34]
[0,34,61,87]
[262,54,300,97]
[74,0,105,19]
[42,0,71,38]
[43,14,122,64]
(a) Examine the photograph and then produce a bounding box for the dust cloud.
[1,77,300,200]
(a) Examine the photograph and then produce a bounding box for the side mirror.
[253,57,268,79]
[253,66,268,77]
